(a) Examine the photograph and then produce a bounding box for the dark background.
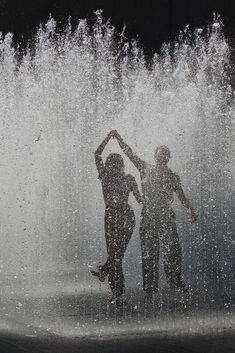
[0,0,234,56]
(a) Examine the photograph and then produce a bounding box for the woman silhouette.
[91,131,142,302]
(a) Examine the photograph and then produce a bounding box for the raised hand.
[107,131,114,139]
[109,130,118,138]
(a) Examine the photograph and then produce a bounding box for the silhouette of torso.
[140,164,179,215]
[99,170,136,209]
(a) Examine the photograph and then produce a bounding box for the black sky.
[0,0,234,55]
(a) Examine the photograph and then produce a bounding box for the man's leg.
[140,214,159,297]
[152,238,160,293]
[162,212,186,289]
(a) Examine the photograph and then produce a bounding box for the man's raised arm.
[111,130,147,173]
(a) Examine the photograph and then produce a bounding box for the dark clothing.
[140,208,183,293]
[101,205,135,297]
[127,153,185,293]
[126,155,179,211]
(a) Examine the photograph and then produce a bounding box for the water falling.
[0,11,234,335]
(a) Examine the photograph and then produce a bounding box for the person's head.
[105,153,125,175]
[154,145,171,165]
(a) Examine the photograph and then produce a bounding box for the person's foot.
[108,294,125,304]
[176,283,189,293]
[90,267,106,282]
[170,280,189,293]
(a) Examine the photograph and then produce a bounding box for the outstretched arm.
[94,132,112,177]
[112,130,147,173]
[175,178,197,222]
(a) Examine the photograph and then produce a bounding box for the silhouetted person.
[112,130,197,300]
[91,131,142,303]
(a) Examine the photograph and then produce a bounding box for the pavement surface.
[0,280,234,353]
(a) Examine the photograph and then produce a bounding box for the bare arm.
[128,175,143,204]
[94,132,112,177]
[175,176,197,222]
[176,185,192,209]
[112,130,147,173]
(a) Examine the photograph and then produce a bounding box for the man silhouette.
[111,130,197,300]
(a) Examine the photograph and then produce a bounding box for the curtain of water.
[0,12,233,304]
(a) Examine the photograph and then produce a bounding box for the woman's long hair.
[105,153,124,175]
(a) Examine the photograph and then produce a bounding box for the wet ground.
[0,277,234,353]
[0,328,234,353]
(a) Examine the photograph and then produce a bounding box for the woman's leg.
[107,207,135,298]
[91,210,114,282]
[112,207,135,297]
[103,208,122,297]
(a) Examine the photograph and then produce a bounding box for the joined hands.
[108,130,119,139]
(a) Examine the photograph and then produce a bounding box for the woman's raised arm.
[112,130,147,173]
[94,132,112,176]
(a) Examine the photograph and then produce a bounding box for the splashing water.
[0,12,234,328]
